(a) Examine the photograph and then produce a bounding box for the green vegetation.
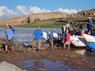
[0,16,95,28]
[74,17,95,22]
[15,20,67,28]
[0,24,5,28]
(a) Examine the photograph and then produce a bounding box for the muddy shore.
[0,38,95,71]
[0,47,95,71]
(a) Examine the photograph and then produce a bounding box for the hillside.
[0,9,95,26]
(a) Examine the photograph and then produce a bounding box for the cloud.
[30,6,51,13]
[16,5,29,15]
[0,6,16,17]
[54,8,81,14]
[0,5,81,18]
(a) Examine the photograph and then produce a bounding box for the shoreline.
[0,48,95,71]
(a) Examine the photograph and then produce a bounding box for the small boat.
[86,42,95,51]
[82,34,95,42]
[70,35,86,47]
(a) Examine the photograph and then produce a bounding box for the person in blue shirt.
[33,26,43,49]
[87,17,93,34]
[5,24,15,51]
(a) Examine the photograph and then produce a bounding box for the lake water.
[0,28,61,42]
[17,58,76,71]
[0,28,95,71]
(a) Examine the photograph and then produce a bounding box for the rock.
[0,61,26,71]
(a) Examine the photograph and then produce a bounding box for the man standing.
[5,24,15,51]
[87,17,93,34]
[33,26,43,49]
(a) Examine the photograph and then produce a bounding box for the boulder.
[0,61,26,71]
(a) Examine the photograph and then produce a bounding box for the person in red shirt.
[64,29,70,50]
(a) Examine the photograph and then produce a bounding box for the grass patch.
[0,16,95,28]
[15,21,66,28]
[0,24,5,28]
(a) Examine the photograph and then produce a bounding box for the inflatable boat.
[70,35,86,47]
[83,34,95,42]
[86,42,95,51]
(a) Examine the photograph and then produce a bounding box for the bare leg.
[5,45,8,51]
[32,42,34,49]
[64,42,66,49]
[38,40,41,49]
[67,44,70,50]
[10,40,14,51]
[51,41,54,48]
[32,36,35,49]
[11,45,14,51]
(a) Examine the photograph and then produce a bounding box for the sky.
[0,0,95,17]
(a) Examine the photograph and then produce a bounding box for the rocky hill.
[77,9,95,17]
[0,9,95,25]
[0,12,69,25]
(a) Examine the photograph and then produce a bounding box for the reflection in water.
[85,51,95,61]
[89,56,95,62]
[20,58,74,71]
[31,58,44,71]
[43,59,64,71]
[22,59,33,70]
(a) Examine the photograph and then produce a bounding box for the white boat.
[70,35,86,47]
[43,31,49,40]
[82,34,95,42]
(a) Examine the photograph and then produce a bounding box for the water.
[85,51,95,62]
[0,28,61,42]
[88,56,95,61]
[18,58,74,71]
[0,28,95,71]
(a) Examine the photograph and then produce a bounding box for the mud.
[0,48,95,71]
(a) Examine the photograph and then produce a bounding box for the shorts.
[5,39,13,48]
[37,40,41,46]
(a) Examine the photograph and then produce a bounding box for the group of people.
[2,17,93,51]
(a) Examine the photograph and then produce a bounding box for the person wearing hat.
[5,23,15,51]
